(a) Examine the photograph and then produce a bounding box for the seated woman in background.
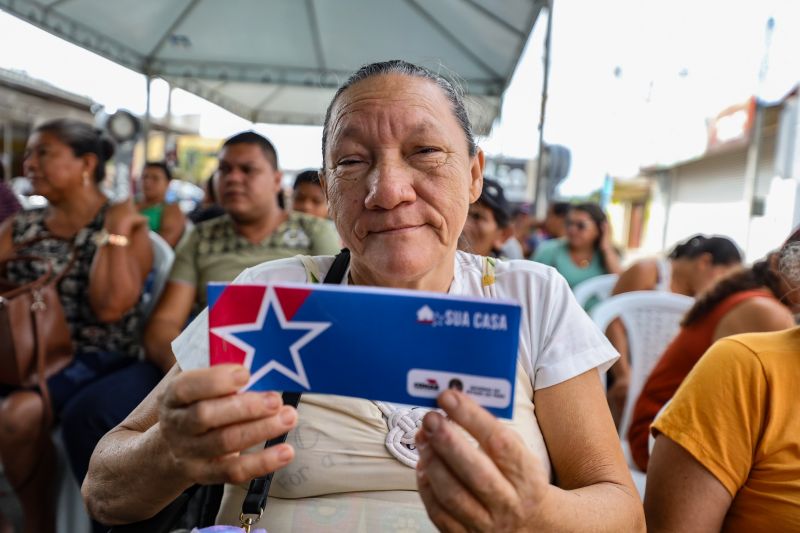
[0,119,155,533]
[532,202,622,309]
[605,235,742,425]
[645,236,800,532]
[460,177,513,258]
[628,229,798,472]
[136,161,186,247]
[291,169,329,219]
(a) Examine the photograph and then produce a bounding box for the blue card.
[208,282,521,418]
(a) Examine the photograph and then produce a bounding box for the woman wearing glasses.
[532,202,621,302]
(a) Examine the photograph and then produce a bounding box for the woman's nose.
[364,158,416,210]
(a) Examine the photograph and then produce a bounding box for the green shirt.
[170,212,340,308]
[140,203,165,232]
[532,238,607,290]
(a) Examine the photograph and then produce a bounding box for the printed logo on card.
[407,369,512,409]
[415,306,508,331]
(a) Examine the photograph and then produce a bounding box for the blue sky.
[1,0,798,195]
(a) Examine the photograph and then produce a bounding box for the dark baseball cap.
[477,178,511,228]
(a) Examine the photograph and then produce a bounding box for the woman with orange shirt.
[627,230,798,471]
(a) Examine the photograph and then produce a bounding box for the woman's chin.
[358,245,448,286]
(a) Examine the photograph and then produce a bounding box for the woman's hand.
[598,222,623,274]
[104,199,148,236]
[416,390,550,532]
[599,221,614,253]
[158,364,298,486]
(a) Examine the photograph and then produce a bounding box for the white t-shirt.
[172,251,618,531]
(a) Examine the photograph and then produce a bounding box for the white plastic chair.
[591,291,693,437]
[141,231,175,319]
[591,291,693,495]
[573,273,619,309]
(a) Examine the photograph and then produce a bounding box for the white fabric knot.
[373,401,431,468]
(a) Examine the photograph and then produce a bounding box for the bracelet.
[93,228,130,247]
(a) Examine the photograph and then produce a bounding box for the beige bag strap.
[297,255,324,284]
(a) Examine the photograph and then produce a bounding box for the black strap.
[240,249,351,519]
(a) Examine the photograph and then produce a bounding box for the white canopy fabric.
[0,0,545,134]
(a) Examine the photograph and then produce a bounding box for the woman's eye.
[337,158,362,166]
[417,147,440,155]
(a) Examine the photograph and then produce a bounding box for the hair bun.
[99,136,116,161]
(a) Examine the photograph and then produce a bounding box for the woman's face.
[292,182,328,219]
[565,210,599,249]
[462,203,505,256]
[322,74,483,286]
[23,130,90,200]
[680,254,741,295]
[141,166,169,203]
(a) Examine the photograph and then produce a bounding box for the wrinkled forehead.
[326,75,460,151]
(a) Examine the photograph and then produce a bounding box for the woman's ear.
[81,153,99,180]
[469,149,485,203]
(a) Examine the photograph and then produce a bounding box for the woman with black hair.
[532,202,622,299]
[136,161,186,247]
[605,235,742,425]
[0,119,154,533]
[628,230,798,472]
[291,169,329,219]
[460,177,514,258]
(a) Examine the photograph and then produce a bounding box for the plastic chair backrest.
[142,231,175,319]
[591,290,694,437]
[573,273,619,308]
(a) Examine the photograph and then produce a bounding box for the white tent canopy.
[1,0,544,134]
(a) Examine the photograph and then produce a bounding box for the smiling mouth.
[370,225,423,235]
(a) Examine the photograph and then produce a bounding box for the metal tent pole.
[144,74,152,161]
[533,0,553,219]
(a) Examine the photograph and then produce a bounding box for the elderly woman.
[83,61,643,532]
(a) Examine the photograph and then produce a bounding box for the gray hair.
[321,60,477,166]
[779,240,800,286]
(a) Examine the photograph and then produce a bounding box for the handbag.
[109,249,351,533]
[0,236,76,425]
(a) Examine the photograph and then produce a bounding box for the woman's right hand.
[158,364,297,485]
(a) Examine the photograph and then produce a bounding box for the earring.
[83,171,90,187]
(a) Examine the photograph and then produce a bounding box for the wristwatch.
[93,228,130,247]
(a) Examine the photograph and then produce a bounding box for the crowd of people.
[0,59,796,532]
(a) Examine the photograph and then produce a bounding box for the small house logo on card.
[416,305,435,324]
[413,378,440,391]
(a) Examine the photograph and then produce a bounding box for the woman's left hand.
[416,390,550,532]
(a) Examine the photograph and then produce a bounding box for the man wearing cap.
[460,177,516,258]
